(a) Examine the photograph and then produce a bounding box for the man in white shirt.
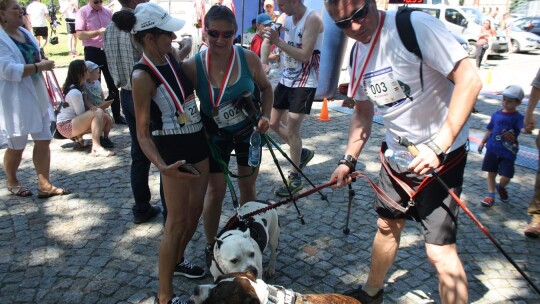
[325,1,482,303]
[26,0,51,49]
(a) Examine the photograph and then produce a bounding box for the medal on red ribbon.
[349,12,385,99]
[205,46,236,117]
[141,53,188,126]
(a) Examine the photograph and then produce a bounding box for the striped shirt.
[103,7,141,90]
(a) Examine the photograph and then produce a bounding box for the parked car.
[514,16,540,37]
[510,25,540,52]
[405,5,508,58]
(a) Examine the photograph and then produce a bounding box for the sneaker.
[496,184,509,202]
[524,221,540,238]
[205,244,213,268]
[133,205,161,224]
[100,136,114,148]
[275,174,303,197]
[343,286,383,304]
[174,257,206,279]
[299,148,315,169]
[481,196,495,207]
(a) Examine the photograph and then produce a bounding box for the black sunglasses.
[93,0,103,4]
[154,29,174,37]
[206,29,235,39]
[334,1,371,29]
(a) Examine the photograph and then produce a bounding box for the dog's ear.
[215,238,223,249]
[242,229,251,238]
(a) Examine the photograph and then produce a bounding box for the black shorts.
[153,130,208,165]
[273,83,315,114]
[374,144,467,245]
[208,133,251,173]
[481,149,515,178]
[65,18,76,34]
[33,26,48,38]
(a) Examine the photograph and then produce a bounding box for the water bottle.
[384,149,414,170]
[248,129,262,167]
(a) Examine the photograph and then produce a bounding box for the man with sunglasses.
[325,0,482,303]
[261,0,323,197]
[76,0,126,125]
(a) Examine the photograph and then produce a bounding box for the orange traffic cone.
[318,98,331,121]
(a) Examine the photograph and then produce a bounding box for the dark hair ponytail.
[112,10,154,46]
[112,10,136,33]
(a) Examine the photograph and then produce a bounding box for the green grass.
[43,23,85,67]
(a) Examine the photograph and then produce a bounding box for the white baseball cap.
[502,85,524,102]
[133,3,185,33]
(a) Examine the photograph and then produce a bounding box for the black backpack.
[349,7,425,90]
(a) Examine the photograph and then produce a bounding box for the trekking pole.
[397,136,540,296]
[263,134,329,203]
[264,135,305,224]
[343,183,355,234]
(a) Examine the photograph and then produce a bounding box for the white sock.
[363,286,381,297]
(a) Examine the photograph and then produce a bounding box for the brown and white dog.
[190,270,362,304]
[210,200,280,280]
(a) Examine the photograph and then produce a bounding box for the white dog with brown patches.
[209,200,280,280]
[190,270,362,304]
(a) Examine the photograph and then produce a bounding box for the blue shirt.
[486,110,524,160]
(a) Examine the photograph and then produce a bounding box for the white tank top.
[280,9,322,88]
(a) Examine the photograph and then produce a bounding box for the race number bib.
[284,54,299,70]
[363,67,407,107]
[213,101,247,128]
[183,95,201,125]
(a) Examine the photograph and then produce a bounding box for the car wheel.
[511,40,520,52]
[467,41,477,58]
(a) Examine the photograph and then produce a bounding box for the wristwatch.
[426,141,447,164]
[338,154,357,172]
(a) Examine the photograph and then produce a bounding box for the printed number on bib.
[363,67,406,107]
[213,101,247,128]
[183,95,201,125]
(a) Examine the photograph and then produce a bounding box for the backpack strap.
[396,7,424,91]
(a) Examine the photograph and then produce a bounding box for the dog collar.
[266,285,296,304]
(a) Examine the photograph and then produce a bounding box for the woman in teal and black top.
[183,5,273,265]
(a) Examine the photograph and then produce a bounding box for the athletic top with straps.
[280,9,322,88]
[195,45,255,135]
[133,54,203,135]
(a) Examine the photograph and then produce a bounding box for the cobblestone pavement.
[1,68,540,303]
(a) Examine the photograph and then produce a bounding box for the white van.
[404,4,509,57]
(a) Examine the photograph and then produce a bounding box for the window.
[445,9,467,27]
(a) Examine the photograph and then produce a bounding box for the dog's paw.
[264,268,275,278]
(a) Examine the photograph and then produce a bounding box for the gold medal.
[212,107,219,117]
[177,113,187,125]
[181,112,191,123]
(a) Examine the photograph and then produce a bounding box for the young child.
[478,85,525,207]
[83,61,115,148]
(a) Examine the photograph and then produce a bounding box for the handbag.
[475,38,488,47]
[44,70,66,139]
[49,28,58,45]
